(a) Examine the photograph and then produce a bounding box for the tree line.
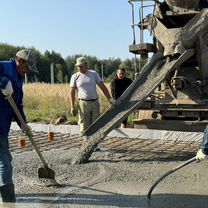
[0,43,147,83]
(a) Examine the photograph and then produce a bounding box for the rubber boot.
[0,184,16,202]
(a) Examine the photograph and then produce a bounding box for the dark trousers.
[0,183,16,202]
[0,135,16,202]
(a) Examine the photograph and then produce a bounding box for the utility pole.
[24,74,28,84]
[101,63,104,80]
[50,63,54,84]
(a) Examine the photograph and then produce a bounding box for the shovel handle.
[7,95,49,168]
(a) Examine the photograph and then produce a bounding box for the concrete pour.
[2,124,208,208]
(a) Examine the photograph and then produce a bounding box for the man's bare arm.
[70,87,77,115]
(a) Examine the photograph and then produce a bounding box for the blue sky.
[0,0,153,60]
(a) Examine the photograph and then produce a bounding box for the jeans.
[0,135,13,186]
[0,184,16,202]
[0,135,15,202]
[201,127,208,154]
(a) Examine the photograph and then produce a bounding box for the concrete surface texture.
[1,124,206,208]
[1,146,207,208]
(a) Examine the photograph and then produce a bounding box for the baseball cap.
[75,57,87,67]
[16,50,38,73]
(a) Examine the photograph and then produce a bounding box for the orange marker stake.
[48,131,54,141]
[19,138,25,149]
[48,125,54,141]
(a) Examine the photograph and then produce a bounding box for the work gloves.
[108,97,117,106]
[196,149,208,161]
[22,125,33,137]
[1,80,13,97]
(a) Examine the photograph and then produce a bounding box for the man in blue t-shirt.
[0,49,38,202]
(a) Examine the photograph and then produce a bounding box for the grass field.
[23,83,112,124]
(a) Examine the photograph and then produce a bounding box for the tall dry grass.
[23,83,110,123]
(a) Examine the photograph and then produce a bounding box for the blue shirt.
[0,60,26,136]
[201,127,208,155]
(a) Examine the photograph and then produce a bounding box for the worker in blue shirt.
[196,127,208,161]
[0,49,38,203]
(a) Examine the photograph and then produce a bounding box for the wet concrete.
[1,145,206,208]
[0,128,206,207]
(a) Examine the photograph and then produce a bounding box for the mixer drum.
[165,0,200,10]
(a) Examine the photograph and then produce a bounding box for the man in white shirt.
[70,56,115,133]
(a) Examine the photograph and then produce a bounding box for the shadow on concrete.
[16,191,208,208]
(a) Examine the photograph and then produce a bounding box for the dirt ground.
[2,145,208,208]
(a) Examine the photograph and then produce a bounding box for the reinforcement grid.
[9,130,200,162]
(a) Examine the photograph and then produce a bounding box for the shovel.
[147,156,197,199]
[7,95,55,180]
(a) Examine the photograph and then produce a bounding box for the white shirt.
[70,70,102,100]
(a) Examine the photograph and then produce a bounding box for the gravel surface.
[1,146,206,208]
